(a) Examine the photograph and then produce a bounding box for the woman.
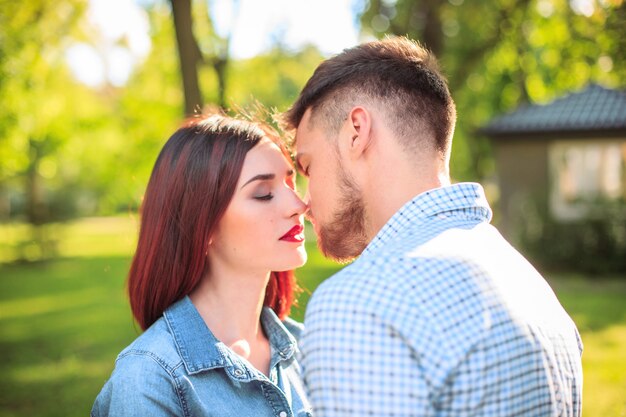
[92,114,312,416]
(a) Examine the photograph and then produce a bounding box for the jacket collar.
[261,307,298,367]
[163,296,297,377]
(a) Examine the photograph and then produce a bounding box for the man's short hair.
[285,36,456,157]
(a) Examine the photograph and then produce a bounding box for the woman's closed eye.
[254,192,274,201]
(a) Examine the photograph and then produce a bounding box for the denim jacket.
[92,296,312,417]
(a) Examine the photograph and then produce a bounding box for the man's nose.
[302,190,315,222]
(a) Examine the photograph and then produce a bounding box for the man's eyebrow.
[241,173,275,189]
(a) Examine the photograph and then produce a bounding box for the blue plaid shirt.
[301,183,582,416]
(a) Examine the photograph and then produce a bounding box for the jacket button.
[278,412,287,417]
[234,368,244,377]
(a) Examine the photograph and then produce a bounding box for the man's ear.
[344,106,372,159]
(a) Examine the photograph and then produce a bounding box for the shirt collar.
[363,182,492,255]
[163,296,297,376]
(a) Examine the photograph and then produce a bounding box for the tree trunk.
[25,139,47,226]
[24,138,55,261]
[421,0,443,57]
[170,0,203,116]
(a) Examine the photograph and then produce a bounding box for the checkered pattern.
[301,183,583,416]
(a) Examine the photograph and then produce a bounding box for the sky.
[66,0,361,87]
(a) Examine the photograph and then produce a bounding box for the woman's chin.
[277,249,308,271]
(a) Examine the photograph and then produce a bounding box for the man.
[284,37,583,416]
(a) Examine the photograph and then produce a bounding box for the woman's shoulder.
[92,318,186,416]
[115,317,182,373]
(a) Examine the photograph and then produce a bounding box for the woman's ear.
[205,237,213,256]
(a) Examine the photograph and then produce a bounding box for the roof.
[481,84,626,137]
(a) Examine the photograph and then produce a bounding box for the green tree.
[0,1,183,260]
[358,0,625,181]
[227,45,324,111]
[0,0,85,222]
[0,0,89,258]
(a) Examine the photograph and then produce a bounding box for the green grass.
[0,217,624,416]
[546,275,626,416]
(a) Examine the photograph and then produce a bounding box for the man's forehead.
[296,107,313,131]
[294,109,315,150]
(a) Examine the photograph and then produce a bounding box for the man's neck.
[363,162,450,242]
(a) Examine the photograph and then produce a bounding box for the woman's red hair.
[128,114,297,330]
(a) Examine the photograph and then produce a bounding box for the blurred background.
[0,0,624,415]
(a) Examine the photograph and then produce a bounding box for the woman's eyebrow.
[241,173,275,189]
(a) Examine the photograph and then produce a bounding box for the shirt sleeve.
[301,278,436,417]
[91,353,183,417]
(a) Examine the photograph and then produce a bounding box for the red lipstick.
[280,224,305,242]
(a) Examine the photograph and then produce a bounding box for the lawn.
[0,217,624,416]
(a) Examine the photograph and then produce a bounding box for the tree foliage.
[0,2,183,259]
[0,1,322,229]
[359,0,625,180]
[2,0,623,263]
[0,0,86,224]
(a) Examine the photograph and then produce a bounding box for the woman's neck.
[189,262,272,374]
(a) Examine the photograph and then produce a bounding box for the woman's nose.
[289,189,309,218]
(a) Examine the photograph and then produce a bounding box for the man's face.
[294,110,369,262]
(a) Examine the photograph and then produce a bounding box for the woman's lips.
[280,224,305,242]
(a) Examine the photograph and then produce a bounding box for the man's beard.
[316,168,369,263]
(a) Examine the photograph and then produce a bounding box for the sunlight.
[0,289,104,322]
[209,0,359,58]
[66,0,359,87]
[65,0,151,87]
[8,356,113,384]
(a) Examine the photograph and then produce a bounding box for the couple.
[92,37,583,417]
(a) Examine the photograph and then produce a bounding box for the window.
[549,140,626,220]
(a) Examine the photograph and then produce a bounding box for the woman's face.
[209,137,308,273]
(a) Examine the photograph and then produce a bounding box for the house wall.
[492,134,626,243]
[492,139,549,241]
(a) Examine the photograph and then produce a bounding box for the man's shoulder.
[315,240,477,289]
[306,236,504,335]
[303,250,489,370]
[306,253,427,317]
[309,256,395,298]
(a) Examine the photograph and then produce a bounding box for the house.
[481,84,626,239]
